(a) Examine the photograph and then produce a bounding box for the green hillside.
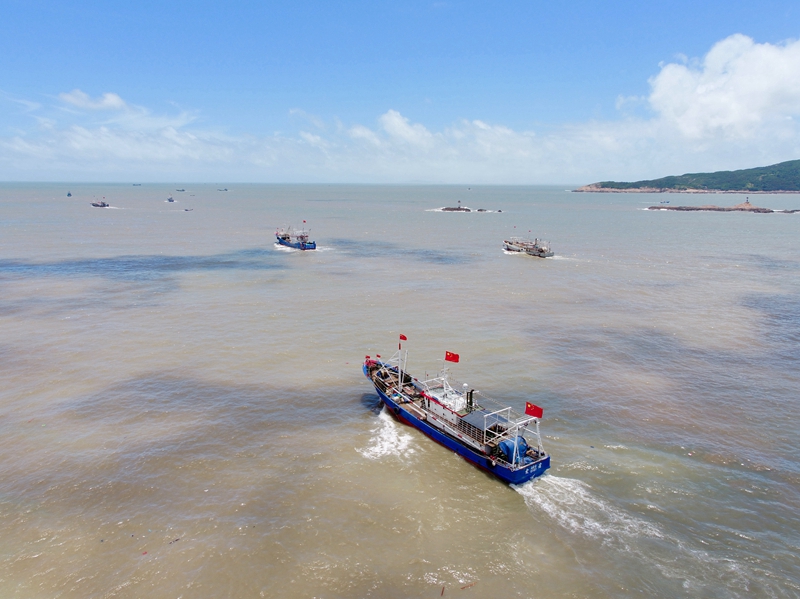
[596,159,800,192]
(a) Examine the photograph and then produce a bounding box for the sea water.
[1,183,798,598]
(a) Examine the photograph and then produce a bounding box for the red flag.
[399,334,407,341]
[444,351,459,363]
[525,402,543,418]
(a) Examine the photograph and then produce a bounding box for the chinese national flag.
[399,334,407,341]
[444,351,459,363]
[525,402,543,418]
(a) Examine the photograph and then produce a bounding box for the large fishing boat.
[275,225,316,250]
[363,343,550,485]
[503,237,554,258]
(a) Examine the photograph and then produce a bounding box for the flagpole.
[398,338,402,395]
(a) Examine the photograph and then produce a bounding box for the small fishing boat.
[90,200,109,208]
[67,192,72,197]
[166,195,175,203]
[503,237,554,258]
[275,225,316,250]
[363,343,550,485]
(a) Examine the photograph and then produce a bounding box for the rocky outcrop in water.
[648,201,799,213]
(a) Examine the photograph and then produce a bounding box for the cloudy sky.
[2,0,799,184]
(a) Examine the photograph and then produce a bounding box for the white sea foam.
[514,475,663,546]
[518,477,759,594]
[357,407,416,460]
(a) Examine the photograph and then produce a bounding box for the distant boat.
[132,183,141,186]
[166,195,175,203]
[660,200,670,204]
[176,189,185,192]
[218,188,228,192]
[67,192,72,197]
[276,225,316,250]
[90,201,109,208]
[504,237,554,258]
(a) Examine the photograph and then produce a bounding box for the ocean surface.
[1,183,799,598]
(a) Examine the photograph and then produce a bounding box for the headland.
[575,159,800,193]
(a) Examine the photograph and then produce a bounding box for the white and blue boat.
[275,225,316,250]
[363,347,550,485]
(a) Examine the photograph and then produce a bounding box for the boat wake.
[514,475,758,593]
[357,407,416,460]
[514,475,663,548]
[273,243,329,252]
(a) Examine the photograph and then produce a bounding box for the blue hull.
[276,237,316,250]
[363,364,549,485]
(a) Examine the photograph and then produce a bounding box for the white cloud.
[3,35,800,183]
[59,89,127,111]
[347,124,382,146]
[648,34,800,140]
[289,108,325,129]
[56,89,197,131]
[379,109,435,147]
[299,131,329,149]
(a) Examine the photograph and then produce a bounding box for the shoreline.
[573,185,800,194]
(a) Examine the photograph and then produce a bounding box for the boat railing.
[370,354,545,460]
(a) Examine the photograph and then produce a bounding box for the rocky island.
[440,200,498,212]
[575,159,800,194]
[648,200,798,213]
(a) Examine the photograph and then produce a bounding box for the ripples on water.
[1,183,798,598]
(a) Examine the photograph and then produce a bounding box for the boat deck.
[366,359,546,465]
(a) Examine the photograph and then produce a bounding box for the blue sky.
[2,0,799,183]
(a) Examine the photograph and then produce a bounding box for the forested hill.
[577,159,800,192]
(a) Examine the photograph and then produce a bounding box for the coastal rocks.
[647,201,798,213]
[648,202,773,213]
[440,200,496,212]
[440,206,498,212]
